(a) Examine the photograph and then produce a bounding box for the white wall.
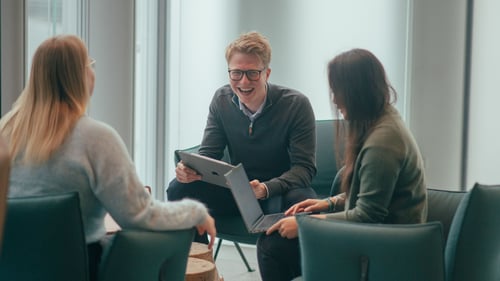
[237,0,410,121]
[466,0,500,187]
[0,0,24,115]
[409,0,467,189]
[87,0,135,154]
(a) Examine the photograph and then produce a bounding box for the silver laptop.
[177,151,235,188]
[224,163,286,233]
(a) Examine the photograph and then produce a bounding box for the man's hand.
[266,216,298,239]
[249,179,268,199]
[175,161,202,183]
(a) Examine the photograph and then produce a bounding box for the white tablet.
[176,151,235,188]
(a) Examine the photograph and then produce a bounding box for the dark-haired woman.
[257,48,427,281]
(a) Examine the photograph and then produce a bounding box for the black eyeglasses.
[228,68,265,81]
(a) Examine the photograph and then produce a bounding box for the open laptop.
[177,151,235,188]
[224,163,286,233]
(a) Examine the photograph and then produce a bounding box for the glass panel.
[134,0,159,195]
[25,0,82,78]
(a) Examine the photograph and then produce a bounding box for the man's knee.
[165,179,188,201]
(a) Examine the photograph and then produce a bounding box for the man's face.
[228,52,270,109]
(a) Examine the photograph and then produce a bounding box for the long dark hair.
[328,48,397,193]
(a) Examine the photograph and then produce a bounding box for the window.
[161,0,413,183]
[26,0,86,77]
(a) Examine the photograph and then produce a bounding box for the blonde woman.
[0,35,216,281]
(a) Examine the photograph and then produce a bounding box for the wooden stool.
[189,242,214,263]
[186,242,222,281]
[185,257,216,281]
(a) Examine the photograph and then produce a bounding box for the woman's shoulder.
[68,116,131,164]
[72,116,125,148]
[75,116,119,137]
[366,108,411,149]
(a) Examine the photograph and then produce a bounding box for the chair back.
[427,188,467,242]
[297,216,445,281]
[98,228,195,281]
[445,183,500,281]
[311,120,345,198]
[0,192,88,281]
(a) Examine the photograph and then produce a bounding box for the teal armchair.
[0,192,89,281]
[0,192,195,281]
[311,120,345,198]
[98,228,194,281]
[426,188,466,242]
[445,183,500,281]
[296,216,445,281]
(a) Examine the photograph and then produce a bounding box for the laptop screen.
[224,164,264,229]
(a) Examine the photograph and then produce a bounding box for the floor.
[214,242,261,281]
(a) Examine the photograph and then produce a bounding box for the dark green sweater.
[199,83,317,198]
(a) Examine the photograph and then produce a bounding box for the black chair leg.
[212,239,255,272]
[233,242,255,272]
[214,238,223,260]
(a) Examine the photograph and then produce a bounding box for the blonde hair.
[0,35,90,163]
[225,31,272,68]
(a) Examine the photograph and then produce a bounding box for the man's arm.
[265,95,317,197]
[198,90,229,160]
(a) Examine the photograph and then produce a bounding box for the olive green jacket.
[326,106,427,224]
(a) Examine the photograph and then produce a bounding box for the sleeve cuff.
[262,183,270,199]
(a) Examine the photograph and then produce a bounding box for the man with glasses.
[166,31,317,249]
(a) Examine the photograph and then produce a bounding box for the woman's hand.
[266,216,299,239]
[175,161,202,183]
[196,214,216,249]
[285,198,329,215]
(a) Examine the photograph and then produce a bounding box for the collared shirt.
[239,98,266,121]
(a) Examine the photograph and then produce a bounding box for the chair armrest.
[99,228,195,281]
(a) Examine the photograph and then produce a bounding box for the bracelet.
[324,197,336,213]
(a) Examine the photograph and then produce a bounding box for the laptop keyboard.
[253,213,285,232]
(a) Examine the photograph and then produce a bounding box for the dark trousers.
[256,188,317,281]
[167,179,239,243]
[167,179,240,215]
[257,232,302,281]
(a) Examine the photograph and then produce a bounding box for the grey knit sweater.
[8,116,208,243]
